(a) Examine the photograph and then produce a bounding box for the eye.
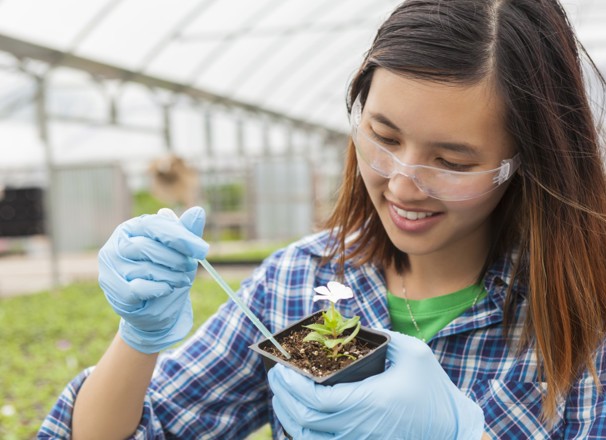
[370,130,399,146]
[435,158,474,172]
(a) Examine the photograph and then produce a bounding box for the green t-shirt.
[387,284,487,342]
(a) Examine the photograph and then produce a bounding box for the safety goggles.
[350,96,521,201]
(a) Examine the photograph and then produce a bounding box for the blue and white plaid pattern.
[39,230,606,439]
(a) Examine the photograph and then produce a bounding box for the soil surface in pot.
[264,319,374,377]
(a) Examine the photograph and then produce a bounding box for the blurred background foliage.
[0,276,273,439]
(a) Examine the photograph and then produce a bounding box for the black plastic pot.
[249,310,391,386]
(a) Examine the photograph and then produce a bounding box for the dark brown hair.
[324,0,606,420]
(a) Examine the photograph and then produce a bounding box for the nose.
[387,171,429,201]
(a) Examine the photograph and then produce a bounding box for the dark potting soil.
[263,323,374,377]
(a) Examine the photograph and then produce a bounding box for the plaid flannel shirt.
[39,230,606,439]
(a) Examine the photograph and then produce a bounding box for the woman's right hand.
[98,206,209,354]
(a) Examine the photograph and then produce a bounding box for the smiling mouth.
[393,206,435,220]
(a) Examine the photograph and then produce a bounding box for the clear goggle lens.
[350,96,521,201]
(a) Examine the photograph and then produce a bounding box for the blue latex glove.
[98,207,209,354]
[268,330,484,439]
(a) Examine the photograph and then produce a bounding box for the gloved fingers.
[272,381,348,435]
[100,257,192,306]
[119,235,198,273]
[383,330,460,404]
[128,277,187,299]
[178,206,206,237]
[118,253,195,287]
[100,248,193,292]
[384,329,431,362]
[272,395,304,439]
[118,300,193,353]
[120,290,191,329]
[123,214,209,261]
[268,365,321,404]
[272,396,334,440]
[385,330,438,381]
[100,276,175,310]
[268,365,349,414]
[98,254,166,305]
[269,365,367,413]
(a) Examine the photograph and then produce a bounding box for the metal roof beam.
[0,32,346,138]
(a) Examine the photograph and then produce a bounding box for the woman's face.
[358,69,516,261]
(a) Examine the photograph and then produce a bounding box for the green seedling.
[303,281,361,359]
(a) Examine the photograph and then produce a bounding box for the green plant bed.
[207,242,289,265]
[132,190,170,217]
[0,278,272,439]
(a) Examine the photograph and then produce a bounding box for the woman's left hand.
[267,330,485,439]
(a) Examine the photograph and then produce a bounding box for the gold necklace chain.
[401,284,482,343]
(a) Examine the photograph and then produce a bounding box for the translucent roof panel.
[0,0,109,49]
[0,0,398,132]
[0,0,604,134]
[74,0,205,70]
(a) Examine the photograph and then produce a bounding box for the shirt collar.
[482,250,528,311]
[301,230,527,326]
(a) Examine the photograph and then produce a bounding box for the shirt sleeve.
[38,258,279,439]
[38,366,165,439]
[562,342,606,439]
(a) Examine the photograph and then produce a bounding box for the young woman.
[40,0,606,438]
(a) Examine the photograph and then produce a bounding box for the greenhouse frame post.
[35,74,60,291]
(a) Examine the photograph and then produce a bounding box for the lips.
[386,202,442,233]
[393,206,435,220]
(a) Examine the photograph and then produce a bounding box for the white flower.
[312,281,354,303]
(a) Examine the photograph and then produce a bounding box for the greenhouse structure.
[0,0,604,287]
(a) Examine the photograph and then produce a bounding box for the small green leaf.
[322,307,342,327]
[322,317,339,330]
[323,338,345,349]
[335,316,360,334]
[303,332,328,343]
[341,322,361,346]
[333,352,356,360]
[303,324,333,336]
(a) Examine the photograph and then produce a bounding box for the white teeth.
[394,207,434,220]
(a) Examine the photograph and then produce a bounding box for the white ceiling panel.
[0,0,603,156]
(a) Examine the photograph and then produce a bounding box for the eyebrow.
[369,112,401,132]
[368,111,481,157]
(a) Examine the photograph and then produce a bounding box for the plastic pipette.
[197,258,290,359]
[157,209,291,359]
